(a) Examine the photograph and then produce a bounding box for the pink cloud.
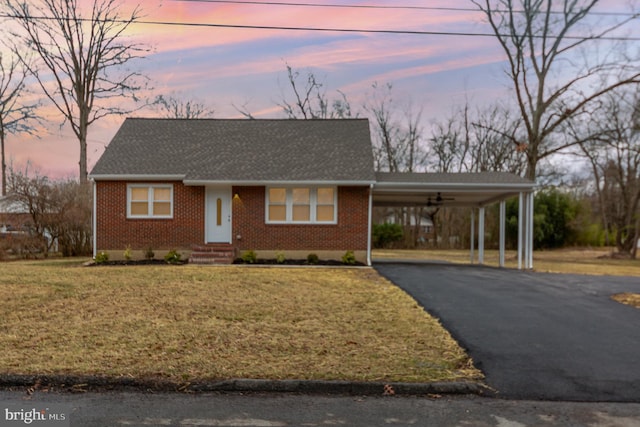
[4,0,517,180]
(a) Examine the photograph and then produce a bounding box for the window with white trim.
[266,187,336,224]
[127,184,173,218]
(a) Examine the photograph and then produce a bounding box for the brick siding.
[232,186,370,252]
[95,181,204,251]
[95,182,369,253]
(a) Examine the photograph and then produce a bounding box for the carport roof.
[373,172,535,207]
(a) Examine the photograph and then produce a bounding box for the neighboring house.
[377,209,434,246]
[0,196,31,234]
[89,118,376,263]
[90,118,536,266]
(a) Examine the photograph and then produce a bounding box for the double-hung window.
[267,187,336,224]
[127,184,173,218]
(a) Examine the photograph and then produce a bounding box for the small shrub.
[123,245,133,261]
[306,253,319,265]
[372,223,404,248]
[276,251,286,264]
[95,252,109,264]
[241,250,257,264]
[342,250,357,265]
[164,249,182,264]
[144,247,155,260]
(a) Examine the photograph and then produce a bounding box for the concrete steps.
[189,243,236,265]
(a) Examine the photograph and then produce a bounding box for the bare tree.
[474,0,640,180]
[6,166,92,256]
[365,82,427,173]
[0,51,39,196]
[468,105,526,175]
[5,0,150,183]
[5,166,54,254]
[428,102,525,174]
[278,63,354,120]
[153,94,214,119]
[233,64,354,120]
[575,89,640,258]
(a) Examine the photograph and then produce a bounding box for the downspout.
[367,183,373,266]
[92,179,97,259]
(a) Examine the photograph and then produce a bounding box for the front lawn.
[0,260,481,384]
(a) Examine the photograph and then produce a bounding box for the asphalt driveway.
[375,262,640,402]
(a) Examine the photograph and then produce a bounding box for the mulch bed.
[87,259,183,266]
[232,259,365,266]
[88,259,365,266]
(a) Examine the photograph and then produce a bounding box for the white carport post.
[527,191,534,269]
[499,200,506,267]
[478,206,485,264]
[518,192,524,270]
[518,191,535,270]
[470,209,475,264]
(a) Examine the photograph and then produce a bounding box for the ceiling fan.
[426,192,454,207]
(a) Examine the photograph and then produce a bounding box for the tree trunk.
[1,129,6,196]
[79,135,88,184]
[631,217,639,260]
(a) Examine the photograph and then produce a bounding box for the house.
[89,118,376,263]
[376,209,434,246]
[90,118,536,267]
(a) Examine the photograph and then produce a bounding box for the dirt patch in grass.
[0,260,481,384]
[611,293,640,309]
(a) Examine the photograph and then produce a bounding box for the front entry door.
[206,186,232,243]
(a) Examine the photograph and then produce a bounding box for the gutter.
[367,183,373,266]
[183,179,377,187]
[92,179,97,259]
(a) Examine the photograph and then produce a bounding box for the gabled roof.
[90,118,376,184]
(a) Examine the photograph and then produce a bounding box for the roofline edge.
[373,182,535,190]
[183,180,377,186]
[89,174,186,181]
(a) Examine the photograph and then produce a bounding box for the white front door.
[206,186,232,243]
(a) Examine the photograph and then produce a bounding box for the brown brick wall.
[95,181,204,251]
[96,182,370,254]
[232,186,370,252]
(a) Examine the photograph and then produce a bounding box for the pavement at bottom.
[2,390,640,426]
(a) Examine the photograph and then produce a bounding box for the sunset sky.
[3,0,638,180]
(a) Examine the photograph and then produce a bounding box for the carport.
[369,172,536,269]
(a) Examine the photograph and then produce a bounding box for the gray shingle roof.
[90,118,376,183]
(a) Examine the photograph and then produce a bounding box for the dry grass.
[0,260,481,384]
[373,248,640,277]
[611,293,640,309]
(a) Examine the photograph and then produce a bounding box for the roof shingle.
[90,118,376,183]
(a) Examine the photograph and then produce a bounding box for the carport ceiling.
[373,172,535,208]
